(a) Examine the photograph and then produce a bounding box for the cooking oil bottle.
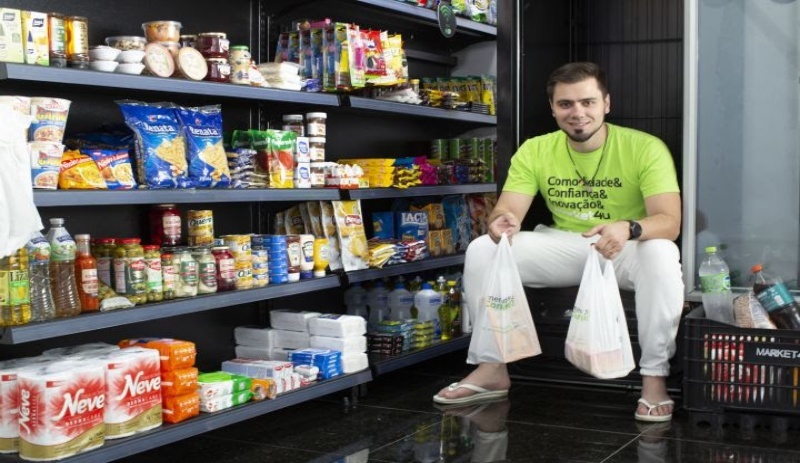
[0,247,31,326]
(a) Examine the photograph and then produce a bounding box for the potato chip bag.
[58,149,107,190]
[176,105,231,188]
[332,200,369,271]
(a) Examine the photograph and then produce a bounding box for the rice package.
[175,105,231,188]
[118,101,192,189]
[58,149,107,190]
[332,200,369,271]
[84,149,137,190]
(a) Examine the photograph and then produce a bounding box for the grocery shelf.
[0,370,372,463]
[344,183,497,200]
[346,254,466,284]
[33,188,342,207]
[0,276,340,344]
[0,63,340,106]
[369,334,471,376]
[353,0,497,36]
[347,97,497,123]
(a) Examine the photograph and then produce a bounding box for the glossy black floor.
[118,352,800,463]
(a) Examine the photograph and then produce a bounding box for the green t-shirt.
[503,124,680,232]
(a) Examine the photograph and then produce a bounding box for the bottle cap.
[313,269,326,278]
[705,246,717,253]
[421,282,432,290]
[50,218,64,225]
[751,264,763,273]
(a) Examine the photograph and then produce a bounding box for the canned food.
[187,210,214,246]
[229,45,250,85]
[222,234,251,258]
[234,260,253,290]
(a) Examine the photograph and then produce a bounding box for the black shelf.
[345,183,497,200]
[0,276,340,344]
[33,188,342,207]
[346,254,465,284]
[0,64,341,106]
[353,0,497,36]
[348,97,497,123]
[0,370,372,463]
[369,335,471,376]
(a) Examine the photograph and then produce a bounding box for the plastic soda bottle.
[414,282,443,339]
[388,281,414,320]
[26,232,55,322]
[751,264,800,330]
[698,246,734,324]
[45,218,81,317]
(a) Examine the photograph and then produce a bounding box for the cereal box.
[21,10,48,66]
[332,200,368,271]
[0,9,23,63]
[411,203,445,230]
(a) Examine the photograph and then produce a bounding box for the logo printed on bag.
[571,306,589,321]
[486,295,513,311]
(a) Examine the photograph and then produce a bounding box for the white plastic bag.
[467,234,541,364]
[565,247,635,379]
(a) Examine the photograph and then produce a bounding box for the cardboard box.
[21,10,48,66]
[0,9,23,63]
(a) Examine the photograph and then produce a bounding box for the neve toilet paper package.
[100,347,162,439]
[0,357,51,453]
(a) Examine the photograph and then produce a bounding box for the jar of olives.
[113,238,147,304]
[175,248,198,298]
[143,245,164,303]
[196,247,217,294]
[161,252,177,300]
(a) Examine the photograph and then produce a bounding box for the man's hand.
[488,212,521,243]
[582,221,629,259]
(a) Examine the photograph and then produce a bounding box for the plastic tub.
[142,20,182,43]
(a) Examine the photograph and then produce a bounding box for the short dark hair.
[546,62,608,101]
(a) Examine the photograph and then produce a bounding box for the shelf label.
[438,2,457,38]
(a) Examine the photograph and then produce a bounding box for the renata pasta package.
[332,200,369,271]
[176,105,231,188]
[59,149,107,190]
[118,101,192,189]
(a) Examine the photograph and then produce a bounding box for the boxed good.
[310,335,367,354]
[272,329,311,349]
[269,309,320,332]
[0,9,23,63]
[100,347,162,439]
[199,390,252,413]
[160,367,198,397]
[308,314,367,338]
[162,393,199,424]
[289,348,342,379]
[234,325,273,347]
[18,360,106,461]
[410,203,445,230]
[21,10,48,66]
[371,211,395,240]
[397,211,429,245]
[197,372,252,400]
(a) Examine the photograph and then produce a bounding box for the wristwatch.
[627,220,642,240]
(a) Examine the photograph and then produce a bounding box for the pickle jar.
[114,238,147,304]
[94,238,115,287]
[196,247,218,294]
[143,245,164,303]
[175,248,198,298]
[211,246,236,292]
[160,252,178,300]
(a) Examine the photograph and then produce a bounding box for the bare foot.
[637,376,673,418]
[435,363,510,400]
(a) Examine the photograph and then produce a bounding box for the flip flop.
[432,382,509,406]
[634,398,674,423]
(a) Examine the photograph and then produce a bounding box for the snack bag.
[58,149,107,189]
[332,200,369,271]
[320,201,343,271]
[85,149,137,189]
[176,105,231,188]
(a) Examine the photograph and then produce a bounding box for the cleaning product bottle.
[388,281,414,320]
[414,282,443,339]
[408,275,423,318]
[366,280,390,330]
[343,282,368,319]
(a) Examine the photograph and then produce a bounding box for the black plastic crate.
[683,306,800,420]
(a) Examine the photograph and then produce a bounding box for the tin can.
[187,210,214,246]
[483,138,495,183]
[234,260,253,290]
[430,139,448,160]
[449,138,464,160]
[222,234,251,259]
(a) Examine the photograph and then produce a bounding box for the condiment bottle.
[313,238,329,278]
[74,234,99,313]
[299,234,315,279]
[286,235,302,282]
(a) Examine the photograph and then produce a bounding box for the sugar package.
[308,314,366,338]
[234,326,273,347]
[269,309,321,332]
[310,335,367,354]
[272,329,311,349]
[341,353,369,374]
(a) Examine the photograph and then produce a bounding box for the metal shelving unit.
[33,188,342,207]
[346,254,466,284]
[0,277,341,345]
[352,0,497,36]
[369,335,471,376]
[345,183,497,200]
[0,370,372,463]
[346,97,496,124]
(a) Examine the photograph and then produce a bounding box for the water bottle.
[26,232,55,322]
[751,264,800,330]
[343,282,368,319]
[366,281,390,330]
[388,281,414,320]
[698,246,734,324]
[45,218,81,317]
[414,283,443,339]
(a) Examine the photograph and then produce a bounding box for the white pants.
[464,225,684,377]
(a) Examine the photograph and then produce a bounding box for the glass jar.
[229,45,250,85]
[282,114,304,137]
[309,162,326,188]
[94,238,115,287]
[114,238,146,304]
[196,32,229,59]
[175,248,198,298]
[211,246,236,292]
[161,252,177,300]
[149,204,182,246]
[180,34,197,49]
[143,245,164,303]
[306,112,327,137]
[65,15,88,62]
[309,137,325,162]
[48,12,67,67]
[196,247,217,294]
[205,58,231,83]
